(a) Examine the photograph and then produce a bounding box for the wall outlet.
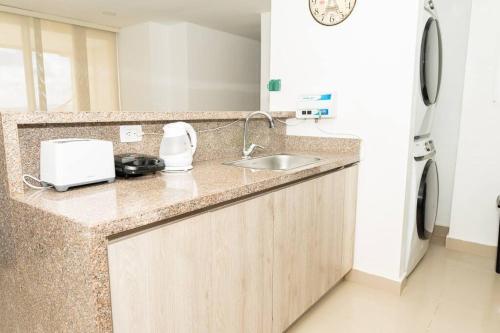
[120,125,143,143]
[296,108,334,119]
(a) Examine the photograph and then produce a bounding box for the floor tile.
[287,245,500,333]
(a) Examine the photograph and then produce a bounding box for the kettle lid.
[163,122,189,137]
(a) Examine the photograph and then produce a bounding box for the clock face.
[309,0,356,26]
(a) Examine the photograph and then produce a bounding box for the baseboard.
[446,237,497,258]
[345,269,407,295]
[431,226,449,246]
[433,225,450,238]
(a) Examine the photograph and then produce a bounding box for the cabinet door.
[341,165,359,276]
[272,172,346,332]
[108,214,212,333]
[108,193,274,333]
[209,194,274,333]
[316,170,346,290]
[272,177,317,333]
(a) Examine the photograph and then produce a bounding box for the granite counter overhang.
[13,148,360,238]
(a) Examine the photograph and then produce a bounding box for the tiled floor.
[288,245,500,333]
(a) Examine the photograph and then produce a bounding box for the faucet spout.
[243,111,275,159]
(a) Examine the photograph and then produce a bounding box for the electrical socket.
[296,108,333,119]
[120,125,143,143]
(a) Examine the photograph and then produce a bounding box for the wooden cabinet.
[209,195,274,333]
[341,165,359,277]
[108,213,212,333]
[108,166,358,333]
[108,193,274,333]
[273,170,350,332]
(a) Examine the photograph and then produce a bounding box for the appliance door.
[420,17,442,106]
[417,159,439,240]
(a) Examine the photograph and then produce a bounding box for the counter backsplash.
[17,119,287,183]
[0,111,293,195]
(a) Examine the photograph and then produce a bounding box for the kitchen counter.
[16,150,359,235]
[0,111,360,332]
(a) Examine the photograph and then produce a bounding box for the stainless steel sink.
[225,154,321,171]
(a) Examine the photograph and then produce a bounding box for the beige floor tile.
[440,266,500,311]
[428,300,500,333]
[287,245,500,333]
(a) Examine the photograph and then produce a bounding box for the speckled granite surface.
[0,111,360,332]
[17,120,287,184]
[2,111,294,196]
[1,110,295,125]
[17,150,359,232]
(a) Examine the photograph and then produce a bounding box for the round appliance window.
[420,18,442,106]
[417,160,439,240]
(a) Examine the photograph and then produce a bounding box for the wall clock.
[309,0,357,26]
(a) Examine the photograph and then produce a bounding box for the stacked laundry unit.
[405,0,443,276]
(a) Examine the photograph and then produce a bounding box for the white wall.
[449,0,500,246]
[431,0,472,227]
[260,12,271,112]
[186,23,261,111]
[160,23,189,112]
[118,22,189,111]
[118,22,260,112]
[118,23,154,111]
[270,0,420,281]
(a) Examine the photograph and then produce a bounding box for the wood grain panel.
[209,194,274,333]
[317,170,346,290]
[108,193,274,333]
[273,172,348,333]
[272,178,316,333]
[108,215,211,333]
[108,168,359,333]
[273,168,357,332]
[341,165,359,277]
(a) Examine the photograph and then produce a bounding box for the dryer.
[414,0,443,140]
[405,138,439,276]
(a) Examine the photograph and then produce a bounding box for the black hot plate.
[114,154,165,178]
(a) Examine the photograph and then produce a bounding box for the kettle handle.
[180,122,197,155]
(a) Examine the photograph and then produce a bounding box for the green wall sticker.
[267,79,281,92]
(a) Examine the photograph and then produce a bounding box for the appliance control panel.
[424,140,435,152]
[414,139,436,158]
[296,93,336,119]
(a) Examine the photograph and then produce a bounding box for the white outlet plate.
[120,125,143,143]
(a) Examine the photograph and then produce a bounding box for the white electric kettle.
[160,122,198,172]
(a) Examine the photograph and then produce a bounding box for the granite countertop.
[14,150,359,237]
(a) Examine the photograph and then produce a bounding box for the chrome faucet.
[242,111,275,159]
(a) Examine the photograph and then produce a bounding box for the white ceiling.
[0,0,270,40]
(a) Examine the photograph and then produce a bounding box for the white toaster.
[40,139,116,192]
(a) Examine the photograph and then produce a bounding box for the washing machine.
[413,0,443,140]
[405,138,439,276]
